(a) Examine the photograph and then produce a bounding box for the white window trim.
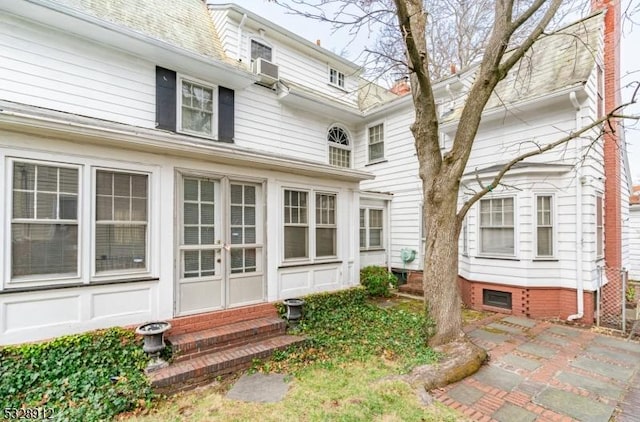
[92,167,152,280]
[176,75,218,139]
[5,157,83,285]
[327,124,352,168]
[281,187,340,264]
[328,66,346,90]
[477,195,517,258]
[534,193,556,259]
[248,36,275,64]
[367,122,385,164]
[2,150,159,289]
[461,216,469,256]
[360,207,385,251]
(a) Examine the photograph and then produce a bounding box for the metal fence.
[596,266,629,332]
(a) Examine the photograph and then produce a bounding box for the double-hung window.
[535,195,553,257]
[596,194,604,258]
[360,208,383,249]
[251,39,273,62]
[179,78,215,137]
[368,123,385,162]
[95,171,148,273]
[284,190,308,259]
[479,197,515,256]
[316,193,336,257]
[283,189,337,261]
[11,161,79,279]
[329,68,345,88]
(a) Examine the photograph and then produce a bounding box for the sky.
[234,0,640,184]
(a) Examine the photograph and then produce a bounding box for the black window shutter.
[218,86,235,142]
[156,67,176,131]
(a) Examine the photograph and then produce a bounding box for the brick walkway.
[433,316,640,422]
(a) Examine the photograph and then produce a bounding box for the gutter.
[568,91,584,321]
[237,13,248,62]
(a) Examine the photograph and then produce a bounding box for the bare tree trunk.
[422,176,464,346]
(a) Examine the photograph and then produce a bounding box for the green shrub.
[0,327,154,421]
[360,266,398,297]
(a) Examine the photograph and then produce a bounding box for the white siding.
[0,15,155,128]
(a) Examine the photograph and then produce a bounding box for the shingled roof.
[52,0,227,61]
[442,12,604,123]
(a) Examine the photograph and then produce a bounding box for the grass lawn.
[121,291,484,421]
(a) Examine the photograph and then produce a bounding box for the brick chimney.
[593,0,622,268]
[390,76,410,96]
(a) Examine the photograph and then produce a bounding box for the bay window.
[479,197,515,256]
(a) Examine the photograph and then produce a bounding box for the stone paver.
[556,371,625,400]
[473,365,523,391]
[517,342,557,359]
[547,325,581,337]
[447,383,484,405]
[226,373,289,403]
[432,315,640,422]
[486,322,525,335]
[502,316,537,328]
[571,356,634,382]
[534,387,615,422]
[468,328,510,344]
[501,353,541,371]
[493,402,537,422]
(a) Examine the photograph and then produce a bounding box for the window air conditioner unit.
[252,58,279,85]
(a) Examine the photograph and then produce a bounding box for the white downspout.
[237,13,248,62]
[568,91,584,321]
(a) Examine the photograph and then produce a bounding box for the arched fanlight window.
[328,126,351,168]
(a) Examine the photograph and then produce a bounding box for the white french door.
[176,176,264,316]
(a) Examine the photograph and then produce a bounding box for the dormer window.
[329,68,345,89]
[251,39,272,62]
[327,126,351,168]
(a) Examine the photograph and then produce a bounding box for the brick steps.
[398,282,424,296]
[150,334,304,394]
[170,316,287,362]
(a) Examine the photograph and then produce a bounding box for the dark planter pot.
[136,321,171,372]
[283,298,305,329]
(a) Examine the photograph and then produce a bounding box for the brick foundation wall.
[166,303,279,336]
[458,276,595,324]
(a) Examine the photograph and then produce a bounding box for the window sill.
[360,248,385,252]
[365,159,387,167]
[0,277,160,295]
[532,258,559,262]
[176,129,234,144]
[327,83,348,92]
[279,260,343,269]
[474,256,520,261]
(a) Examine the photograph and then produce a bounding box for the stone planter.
[283,298,305,329]
[136,321,171,372]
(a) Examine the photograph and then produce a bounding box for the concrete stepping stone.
[571,356,634,382]
[536,333,570,346]
[556,371,625,400]
[534,387,614,422]
[226,373,290,403]
[493,402,537,422]
[586,345,640,365]
[468,328,509,344]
